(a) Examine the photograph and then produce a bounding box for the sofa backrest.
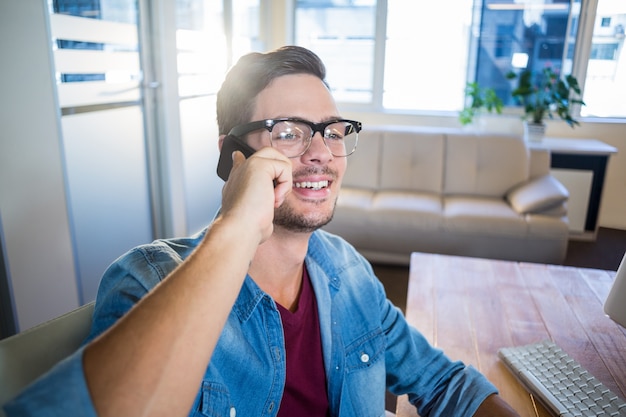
[342,129,382,190]
[342,126,447,193]
[342,126,538,198]
[443,132,529,197]
[379,131,445,193]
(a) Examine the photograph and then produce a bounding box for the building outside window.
[581,0,626,117]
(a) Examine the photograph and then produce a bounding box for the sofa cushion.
[444,133,529,197]
[372,191,442,231]
[526,213,570,238]
[536,203,567,217]
[444,196,528,236]
[379,132,444,193]
[506,175,569,214]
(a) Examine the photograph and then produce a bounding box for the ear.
[218,134,226,151]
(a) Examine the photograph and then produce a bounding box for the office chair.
[0,302,94,415]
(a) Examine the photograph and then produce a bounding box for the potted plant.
[459,82,503,128]
[506,67,585,142]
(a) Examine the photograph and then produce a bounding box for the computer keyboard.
[498,340,626,416]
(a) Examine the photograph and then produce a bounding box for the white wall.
[0,0,80,331]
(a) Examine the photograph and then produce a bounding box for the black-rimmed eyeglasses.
[228,118,362,158]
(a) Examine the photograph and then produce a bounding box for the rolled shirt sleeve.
[420,364,498,416]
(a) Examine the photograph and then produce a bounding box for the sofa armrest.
[506,175,569,214]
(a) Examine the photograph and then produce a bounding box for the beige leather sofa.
[323,126,570,265]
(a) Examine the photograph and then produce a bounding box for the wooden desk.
[396,252,626,417]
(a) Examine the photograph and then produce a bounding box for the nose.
[301,131,333,163]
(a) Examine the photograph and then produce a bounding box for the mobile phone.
[217,134,257,181]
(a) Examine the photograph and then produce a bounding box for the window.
[175,0,260,97]
[580,0,626,118]
[175,0,227,97]
[294,0,377,103]
[383,0,473,111]
[495,25,515,58]
[480,1,575,105]
[591,43,618,60]
[52,0,139,84]
[294,0,626,119]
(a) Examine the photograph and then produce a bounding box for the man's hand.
[83,147,293,417]
[220,147,292,244]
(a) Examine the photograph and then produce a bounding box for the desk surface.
[396,252,626,417]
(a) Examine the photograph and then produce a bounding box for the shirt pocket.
[194,381,234,417]
[344,327,386,373]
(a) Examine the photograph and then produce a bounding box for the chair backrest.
[0,302,94,414]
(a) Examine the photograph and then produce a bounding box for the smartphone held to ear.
[217,135,256,181]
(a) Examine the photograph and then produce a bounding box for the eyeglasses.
[228,118,362,158]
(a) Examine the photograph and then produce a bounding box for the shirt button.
[230,406,236,417]
[360,353,370,363]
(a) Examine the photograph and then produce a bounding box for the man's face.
[247,73,347,233]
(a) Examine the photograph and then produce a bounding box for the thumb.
[231,150,246,173]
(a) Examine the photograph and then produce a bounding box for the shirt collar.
[231,230,345,322]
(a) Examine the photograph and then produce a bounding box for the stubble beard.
[272,166,339,233]
[273,197,336,233]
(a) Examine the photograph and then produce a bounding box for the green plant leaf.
[508,67,585,127]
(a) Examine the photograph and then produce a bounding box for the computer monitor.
[604,252,626,328]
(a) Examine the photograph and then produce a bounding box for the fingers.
[229,147,290,187]
[263,151,292,208]
[234,147,292,191]
[231,150,247,173]
[219,147,292,241]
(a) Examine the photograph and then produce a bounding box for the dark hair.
[216,46,327,135]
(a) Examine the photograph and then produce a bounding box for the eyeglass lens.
[269,120,358,157]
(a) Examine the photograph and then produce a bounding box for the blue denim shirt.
[5,229,497,417]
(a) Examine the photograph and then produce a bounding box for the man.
[5,46,519,416]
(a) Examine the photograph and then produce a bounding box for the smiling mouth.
[294,180,329,191]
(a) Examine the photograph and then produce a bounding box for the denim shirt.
[5,229,497,417]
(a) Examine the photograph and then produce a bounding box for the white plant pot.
[524,121,546,143]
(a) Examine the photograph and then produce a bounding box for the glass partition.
[50,0,153,303]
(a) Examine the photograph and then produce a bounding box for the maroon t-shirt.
[276,267,330,417]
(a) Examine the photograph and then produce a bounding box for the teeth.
[295,180,329,190]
